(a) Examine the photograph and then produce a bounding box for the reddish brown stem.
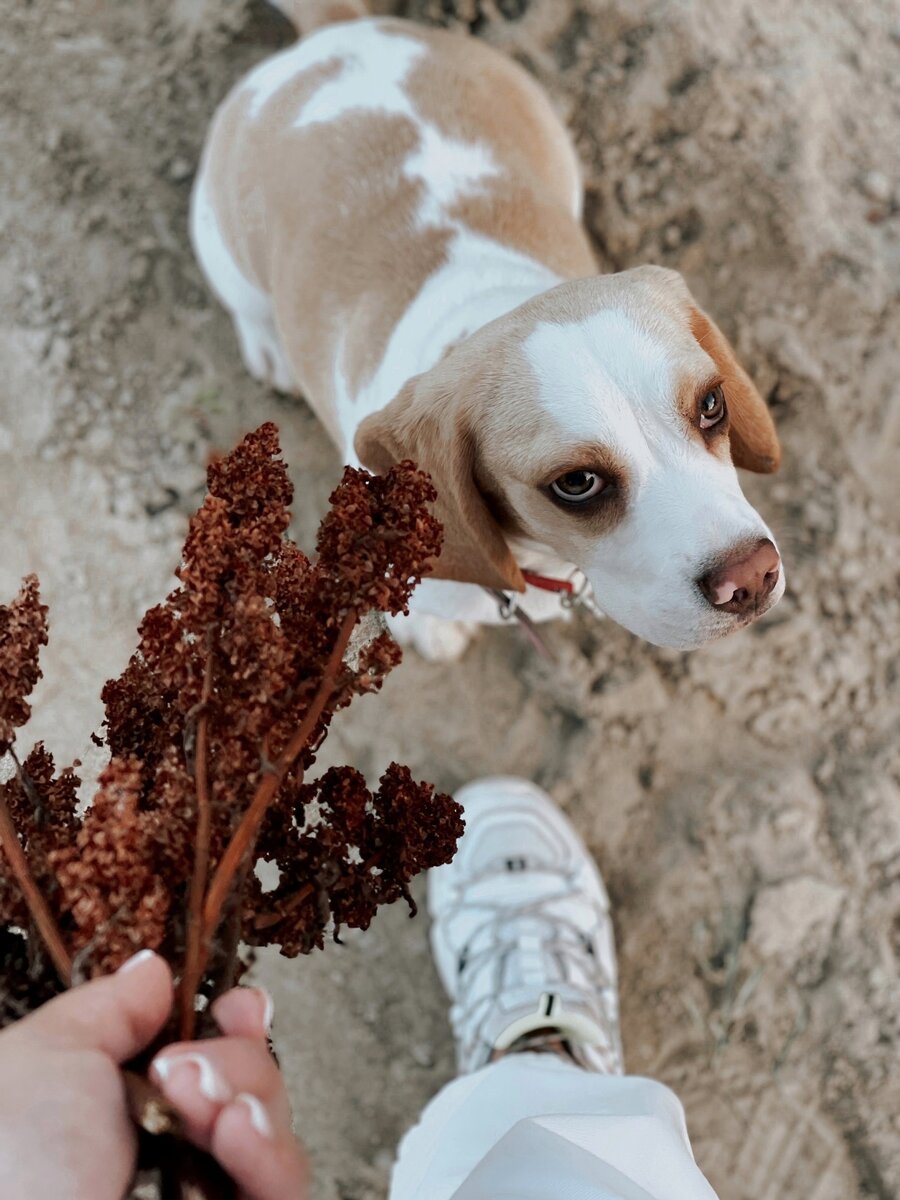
[204,859,251,1011]
[253,883,314,931]
[201,609,358,947]
[252,850,383,932]
[0,791,72,985]
[179,651,215,1040]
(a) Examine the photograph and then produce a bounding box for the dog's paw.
[386,612,478,662]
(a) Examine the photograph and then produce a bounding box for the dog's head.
[356,266,785,649]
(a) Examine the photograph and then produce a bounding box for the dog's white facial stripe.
[581,471,782,648]
[516,308,780,648]
[524,310,673,473]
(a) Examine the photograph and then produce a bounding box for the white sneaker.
[428,777,623,1076]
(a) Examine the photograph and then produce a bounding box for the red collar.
[521,570,575,595]
[485,569,582,662]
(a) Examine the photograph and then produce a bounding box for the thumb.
[17,950,174,1062]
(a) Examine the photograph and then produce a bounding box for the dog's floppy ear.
[355,376,526,593]
[689,307,781,473]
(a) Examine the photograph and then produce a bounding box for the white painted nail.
[235,1092,274,1140]
[153,1053,232,1103]
[256,987,275,1034]
[117,949,156,975]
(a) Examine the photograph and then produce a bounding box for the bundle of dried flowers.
[0,423,463,1193]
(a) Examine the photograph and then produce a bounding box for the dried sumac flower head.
[48,758,169,973]
[0,575,47,754]
[249,763,466,956]
[0,423,462,1035]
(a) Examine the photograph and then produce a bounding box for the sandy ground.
[1,0,899,1196]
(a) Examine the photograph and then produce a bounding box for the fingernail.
[153,1053,232,1103]
[234,1092,274,1140]
[254,986,275,1034]
[117,949,157,975]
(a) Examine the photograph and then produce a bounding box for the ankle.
[493,1027,584,1067]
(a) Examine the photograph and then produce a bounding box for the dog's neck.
[341,232,563,457]
[404,234,564,375]
[511,537,579,587]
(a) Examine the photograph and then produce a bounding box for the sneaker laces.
[457,902,609,990]
[450,864,618,1058]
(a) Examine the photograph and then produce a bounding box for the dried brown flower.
[0,576,48,754]
[0,743,79,931]
[0,422,462,1063]
[248,763,465,956]
[49,758,170,974]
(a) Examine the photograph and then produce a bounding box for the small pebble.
[621,173,643,207]
[168,156,193,183]
[410,1041,435,1068]
[860,170,891,204]
[373,1149,394,1172]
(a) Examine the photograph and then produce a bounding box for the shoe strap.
[492,989,612,1056]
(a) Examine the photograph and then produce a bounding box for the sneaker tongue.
[513,927,553,987]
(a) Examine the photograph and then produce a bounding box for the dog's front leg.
[385,610,480,662]
[385,579,504,661]
[385,578,539,661]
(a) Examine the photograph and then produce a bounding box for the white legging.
[390,1055,720,1200]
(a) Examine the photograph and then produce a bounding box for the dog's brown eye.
[699,386,726,430]
[550,470,606,503]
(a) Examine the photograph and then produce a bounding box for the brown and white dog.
[192,0,785,658]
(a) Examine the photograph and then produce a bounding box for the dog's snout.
[698,538,781,616]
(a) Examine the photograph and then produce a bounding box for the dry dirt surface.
[1,0,898,1197]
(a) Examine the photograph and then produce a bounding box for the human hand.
[0,950,309,1200]
[150,971,310,1200]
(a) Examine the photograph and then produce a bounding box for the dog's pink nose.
[698,539,781,615]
